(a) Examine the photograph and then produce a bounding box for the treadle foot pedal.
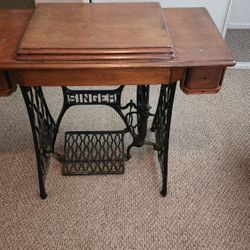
[63,130,126,175]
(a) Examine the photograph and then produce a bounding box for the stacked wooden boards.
[16,3,175,62]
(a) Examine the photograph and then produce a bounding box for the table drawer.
[0,71,16,96]
[19,68,171,86]
[181,67,225,94]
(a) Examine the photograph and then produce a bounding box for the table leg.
[151,83,177,196]
[20,86,56,199]
[20,84,174,199]
[126,85,150,158]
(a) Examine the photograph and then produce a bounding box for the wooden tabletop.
[17,3,174,62]
[0,7,234,69]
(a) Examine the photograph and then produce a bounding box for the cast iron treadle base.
[63,130,126,175]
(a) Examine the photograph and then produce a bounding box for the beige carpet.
[0,69,249,250]
[225,29,250,62]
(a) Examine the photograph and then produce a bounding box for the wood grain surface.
[0,8,234,69]
[17,3,174,61]
[163,8,234,66]
[0,7,235,93]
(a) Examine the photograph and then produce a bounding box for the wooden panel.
[164,8,235,66]
[169,67,185,83]
[0,71,16,96]
[181,66,225,94]
[17,3,174,61]
[18,68,171,86]
[17,53,174,61]
[0,8,235,69]
[0,10,33,65]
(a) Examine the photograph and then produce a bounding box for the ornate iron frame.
[151,83,177,196]
[20,87,56,199]
[21,82,176,199]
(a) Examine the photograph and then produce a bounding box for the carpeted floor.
[225,29,250,62]
[0,69,249,250]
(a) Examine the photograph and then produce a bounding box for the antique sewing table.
[0,3,234,199]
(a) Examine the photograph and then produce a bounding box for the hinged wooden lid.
[16,3,175,62]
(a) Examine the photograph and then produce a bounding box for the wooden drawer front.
[0,71,16,96]
[19,68,171,86]
[181,67,225,94]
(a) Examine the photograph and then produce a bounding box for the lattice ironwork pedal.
[63,130,126,175]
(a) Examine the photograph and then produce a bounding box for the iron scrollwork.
[151,83,177,196]
[53,86,150,158]
[126,85,150,158]
[20,86,56,199]
[21,82,177,199]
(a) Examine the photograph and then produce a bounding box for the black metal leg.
[126,85,150,158]
[20,83,176,198]
[152,83,177,196]
[21,86,56,199]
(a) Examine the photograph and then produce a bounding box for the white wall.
[228,0,250,29]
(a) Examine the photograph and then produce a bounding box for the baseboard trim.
[227,23,250,29]
[229,62,250,69]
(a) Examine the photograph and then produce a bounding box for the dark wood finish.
[17,3,174,62]
[0,7,235,94]
[0,8,234,69]
[0,71,16,96]
[0,9,33,66]
[169,68,185,84]
[17,53,174,62]
[18,68,171,86]
[181,67,225,94]
[164,8,235,67]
